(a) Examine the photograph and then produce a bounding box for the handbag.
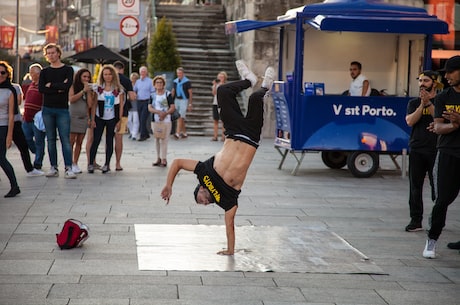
[170,109,180,121]
[153,121,168,139]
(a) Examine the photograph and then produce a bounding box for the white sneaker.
[27,168,44,177]
[72,164,82,174]
[262,66,275,90]
[423,239,437,259]
[235,60,257,87]
[65,168,77,179]
[45,167,59,178]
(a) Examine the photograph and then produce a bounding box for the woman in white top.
[148,75,175,167]
[0,61,20,197]
[88,65,124,174]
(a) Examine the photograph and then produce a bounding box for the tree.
[147,17,181,74]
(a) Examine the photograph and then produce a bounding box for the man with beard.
[424,55,460,258]
[404,70,443,232]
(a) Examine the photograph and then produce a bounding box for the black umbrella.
[66,44,131,64]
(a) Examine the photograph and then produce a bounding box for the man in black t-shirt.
[161,61,275,255]
[404,71,441,232]
[113,61,136,171]
[423,55,460,259]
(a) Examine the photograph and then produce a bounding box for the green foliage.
[147,17,181,74]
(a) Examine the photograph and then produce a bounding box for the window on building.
[106,30,120,49]
[108,2,118,20]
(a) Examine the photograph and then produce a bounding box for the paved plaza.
[0,135,459,305]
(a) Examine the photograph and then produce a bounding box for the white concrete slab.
[135,224,385,274]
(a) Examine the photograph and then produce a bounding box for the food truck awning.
[225,0,448,35]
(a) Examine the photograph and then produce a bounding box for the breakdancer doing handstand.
[161,60,275,255]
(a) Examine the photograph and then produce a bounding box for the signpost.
[119,16,140,37]
[118,0,140,75]
[119,15,139,76]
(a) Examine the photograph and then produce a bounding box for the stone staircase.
[155,3,239,137]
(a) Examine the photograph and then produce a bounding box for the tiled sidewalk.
[0,135,459,305]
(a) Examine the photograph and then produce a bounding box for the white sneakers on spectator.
[45,166,76,179]
[27,168,44,177]
[65,168,77,179]
[423,239,437,259]
[45,167,59,177]
[72,164,82,174]
[262,66,275,91]
[235,60,258,87]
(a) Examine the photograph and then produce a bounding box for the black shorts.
[212,105,220,121]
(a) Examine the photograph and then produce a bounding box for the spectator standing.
[211,71,227,141]
[0,61,20,197]
[404,71,441,232]
[148,75,175,167]
[88,65,124,174]
[38,43,76,179]
[22,63,46,171]
[133,66,154,141]
[348,61,371,96]
[171,67,193,139]
[11,78,43,177]
[113,61,136,171]
[68,68,96,174]
[423,55,460,259]
[128,72,140,140]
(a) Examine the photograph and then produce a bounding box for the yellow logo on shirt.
[446,105,460,113]
[203,175,220,202]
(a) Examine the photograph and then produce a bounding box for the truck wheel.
[347,152,379,178]
[321,151,347,169]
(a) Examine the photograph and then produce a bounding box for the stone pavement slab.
[0,135,459,304]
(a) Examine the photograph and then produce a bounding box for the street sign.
[118,0,140,16]
[120,16,140,37]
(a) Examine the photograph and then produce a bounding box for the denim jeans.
[22,121,46,169]
[42,106,72,168]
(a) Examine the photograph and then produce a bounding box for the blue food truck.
[225,0,448,177]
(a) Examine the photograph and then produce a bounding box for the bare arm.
[69,82,91,103]
[6,94,14,148]
[161,159,199,204]
[431,116,459,135]
[128,90,136,101]
[87,92,97,128]
[406,90,435,127]
[361,80,370,96]
[217,205,237,255]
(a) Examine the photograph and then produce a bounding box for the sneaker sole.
[406,227,423,232]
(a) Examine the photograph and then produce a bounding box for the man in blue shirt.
[133,66,154,141]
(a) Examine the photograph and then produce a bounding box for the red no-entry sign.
[120,16,140,37]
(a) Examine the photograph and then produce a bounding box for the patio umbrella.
[66,44,131,64]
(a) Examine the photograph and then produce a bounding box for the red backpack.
[56,219,89,250]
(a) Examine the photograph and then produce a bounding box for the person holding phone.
[404,70,442,232]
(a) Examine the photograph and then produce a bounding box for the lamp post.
[15,0,20,83]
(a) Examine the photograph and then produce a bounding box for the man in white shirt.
[349,61,371,96]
